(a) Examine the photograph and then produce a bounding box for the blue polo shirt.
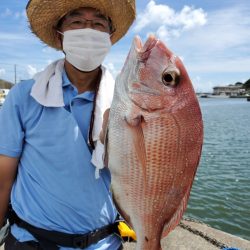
[0,70,120,249]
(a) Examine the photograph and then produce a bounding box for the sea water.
[186,98,250,241]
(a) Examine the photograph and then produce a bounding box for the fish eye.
[162,71,179,87]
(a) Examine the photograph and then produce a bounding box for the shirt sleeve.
[0,85,24,157]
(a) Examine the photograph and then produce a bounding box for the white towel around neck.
[30,59,115,178]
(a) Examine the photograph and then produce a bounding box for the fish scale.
[106,35,203,250]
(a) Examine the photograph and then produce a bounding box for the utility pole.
[14,64,17,84]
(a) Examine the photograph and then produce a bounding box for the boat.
[247,97,250,102]
[210,93,229,98]
[200,94,208,98]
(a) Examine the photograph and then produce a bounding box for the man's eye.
[72,21,82,24]
[94,22,105,27]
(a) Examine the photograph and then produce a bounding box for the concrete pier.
[123,219,250,250]
[1,219,249,250]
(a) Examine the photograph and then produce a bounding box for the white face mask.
[60,28,112,72]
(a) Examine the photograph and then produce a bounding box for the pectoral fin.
[126,115,147,182]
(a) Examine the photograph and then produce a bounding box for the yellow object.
[118,221,137,241]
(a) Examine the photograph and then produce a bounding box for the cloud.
[0,68,6,77]
[27,65,38,77]
[134,1,175,32]
[104,62,120,77]
[178,5,207,29]
[171,4,250,74]
[0,32,30,41]
[133,1,207,40]
[14,11,25,19]
[47,60,53,65]
[1,7,27,20]
[180,8,250,51]
[1,8,12,17]
[194,80,216,93]
[42,47,56,54]
[191,76,215,93]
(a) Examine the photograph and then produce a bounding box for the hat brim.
[26,0,136,50]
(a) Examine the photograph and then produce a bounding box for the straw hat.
[26,0,136,50]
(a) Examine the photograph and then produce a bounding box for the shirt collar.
[62,69,94,101]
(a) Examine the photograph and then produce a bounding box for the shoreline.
[197,94,250,99]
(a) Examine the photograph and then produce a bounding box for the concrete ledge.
[1,219,249,250]
[123,219,250,250]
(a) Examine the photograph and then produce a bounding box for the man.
[0,0,135,249]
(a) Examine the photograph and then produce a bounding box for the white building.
[0,89,10,105]
[213,84,246,96]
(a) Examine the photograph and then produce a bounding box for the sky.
[0,0,250,93]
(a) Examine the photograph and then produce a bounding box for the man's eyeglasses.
[61,16,111,33]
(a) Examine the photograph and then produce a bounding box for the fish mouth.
[131,35,161,96]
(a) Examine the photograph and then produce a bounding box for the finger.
[99,109,110,144]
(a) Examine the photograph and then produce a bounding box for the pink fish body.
[106,35,203,250]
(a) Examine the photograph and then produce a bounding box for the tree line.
[243,79,250,90]
[0,79,13,89]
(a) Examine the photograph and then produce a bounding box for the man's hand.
[0,219,9,246]
[99,109,110,144]
[0,155,18,246]
[0,155,18,227]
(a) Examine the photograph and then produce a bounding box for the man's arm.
[0,155,18,227]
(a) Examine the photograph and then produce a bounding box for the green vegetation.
[0,79,13,89]
[243,79,250,90]
[232,79,250,92]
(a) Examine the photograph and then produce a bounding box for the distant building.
[213,84,246,96]
[0,89,10,105]
[0,89,10,95]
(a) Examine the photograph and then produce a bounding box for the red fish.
[106,35,203,250]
